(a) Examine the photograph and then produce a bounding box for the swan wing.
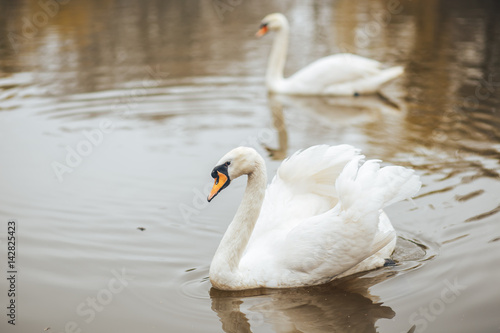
[285,54,382,92]
[252,145,363,237]
[283,53,403,95]
[240,145,363,277]
[322,66,404,95]
[279,157,421,283]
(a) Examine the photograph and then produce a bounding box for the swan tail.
[335,158,421,221]
[322,65,404,95]
[378,66,404,83]
[359,66,404,92]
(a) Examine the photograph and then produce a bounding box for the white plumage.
[207,145,420,290]
[257,13,403,96]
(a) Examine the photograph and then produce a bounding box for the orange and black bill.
[207,165,231,202]
[256,23,269,37]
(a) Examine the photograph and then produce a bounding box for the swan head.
[207,147,261,202]
[256,13,288,37]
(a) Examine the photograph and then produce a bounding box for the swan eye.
[225,161,231,167]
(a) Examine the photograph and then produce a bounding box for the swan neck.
[210,157,267,287]
[266,24,289,90]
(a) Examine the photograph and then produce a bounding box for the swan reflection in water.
[210,271,396,333]
[262,93,402,161]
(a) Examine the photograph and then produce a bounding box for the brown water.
[0,0,499,332]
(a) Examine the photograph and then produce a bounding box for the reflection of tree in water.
[210,272,396,333]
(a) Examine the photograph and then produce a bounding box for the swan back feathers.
[276,144,362,197]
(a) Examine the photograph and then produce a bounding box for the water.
[0,0,499,332]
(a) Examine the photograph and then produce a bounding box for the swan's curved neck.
[266,23,289,91]
[209,157,267,289]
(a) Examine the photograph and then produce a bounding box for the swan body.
[207,145,420,290]
[257,13,403,96]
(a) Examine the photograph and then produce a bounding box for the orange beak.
[256,25,268,37]
[208,172,229,202]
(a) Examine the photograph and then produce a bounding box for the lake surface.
[0,0,499,332]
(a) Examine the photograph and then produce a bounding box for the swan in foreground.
[207,145,420,290]
[256,13,404,96]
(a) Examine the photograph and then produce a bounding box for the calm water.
[0,0,499,332]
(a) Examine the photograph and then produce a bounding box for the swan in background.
[207,145,420,290]
[256,13,404,96]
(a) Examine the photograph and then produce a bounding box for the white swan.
[256,13,404,96]
[207,145,420,290]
